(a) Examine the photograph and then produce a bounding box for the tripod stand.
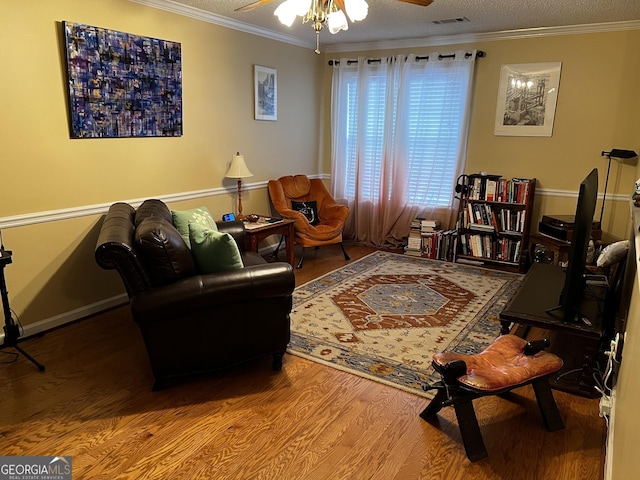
[0,249,45,371]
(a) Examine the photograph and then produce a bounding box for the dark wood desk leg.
[500,320,511,335]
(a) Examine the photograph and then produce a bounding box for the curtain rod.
[328,50,485,66]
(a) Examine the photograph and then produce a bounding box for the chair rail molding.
[0,182,266,229]
[0,182,621,229]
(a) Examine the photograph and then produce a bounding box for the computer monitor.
[557,168,599,322]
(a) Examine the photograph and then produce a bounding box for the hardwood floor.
[0,245,606,479]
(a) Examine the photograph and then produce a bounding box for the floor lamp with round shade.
[225,152,254,220]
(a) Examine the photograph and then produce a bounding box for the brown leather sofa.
[95,199,295,390]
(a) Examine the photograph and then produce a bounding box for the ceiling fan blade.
[397,0,434,6]
[235,0,277,13]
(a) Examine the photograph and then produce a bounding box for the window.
[332,53,477,209]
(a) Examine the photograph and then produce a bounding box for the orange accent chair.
[268,175,350,268]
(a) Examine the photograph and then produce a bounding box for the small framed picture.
[254,65,277,121]
[494,62,562,137]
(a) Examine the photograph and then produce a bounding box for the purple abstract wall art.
[63,21,182,138]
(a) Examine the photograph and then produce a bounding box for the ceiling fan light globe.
[344,0,368,22]
[292,0,312,16]
[274,0,300,26]
[327,10,348,34]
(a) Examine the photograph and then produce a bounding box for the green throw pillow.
[188,223,243,274]
[172,206,217,248]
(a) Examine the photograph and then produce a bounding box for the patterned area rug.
[288,251,523,398]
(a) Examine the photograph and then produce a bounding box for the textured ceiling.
[147,0,640,50]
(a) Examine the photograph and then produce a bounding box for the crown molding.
[130,1,640,53]
[129,0,315,49]
[324,20,640,53]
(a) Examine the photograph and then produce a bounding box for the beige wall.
[322,30,640,241]
[3,3,640,334]
[0,0,323,329]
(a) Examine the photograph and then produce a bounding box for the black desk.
[500,263,605,338]
[499,262,608,396]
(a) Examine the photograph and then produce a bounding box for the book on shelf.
[496,208,526,233]
[426,229,457,261]
[486,179,497,202]
[466,174,533,204]
[464,204,497,233]
[467,174,500,201]
[468,223,495,233]
[461,233,522,263]
[459,233,469,255]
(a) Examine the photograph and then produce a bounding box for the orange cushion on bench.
[433,335,564,392]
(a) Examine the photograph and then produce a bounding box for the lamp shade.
[225,152,254,179]
[602,149,639,160]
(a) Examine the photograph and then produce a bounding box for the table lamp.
[225,152,254,220]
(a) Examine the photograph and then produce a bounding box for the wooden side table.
[243,217,296,267]
[529,233,572,266]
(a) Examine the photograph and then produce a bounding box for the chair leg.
[340,242,351,260]
[532,378,565,431]
[272,235,284,259]
[419,388,448,419]
[453,398,488,462]
[297,247,305,269]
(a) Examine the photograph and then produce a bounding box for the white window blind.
[334,53,475,208]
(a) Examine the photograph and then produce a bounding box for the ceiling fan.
[235,0,435,53]
[235,0,434,12]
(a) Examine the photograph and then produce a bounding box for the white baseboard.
[1,294,129,343]
[604,386,616,480]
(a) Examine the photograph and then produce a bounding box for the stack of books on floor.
[419,219,441,257]
[405,218,457,261]
[404,218,425,256]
